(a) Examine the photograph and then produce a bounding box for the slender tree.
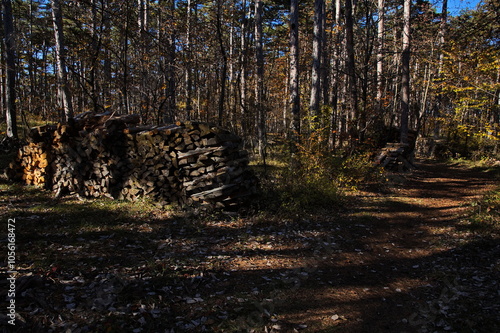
[89,0,101,113]
[239,0,251,138]
[138,0,148,30]
[400,0,411,144]
[345,0,358,140]
[309,0,324,127]
[158,0,177,123]
[228,2,236,129]
[433,0,447,138]
[290,0,300,146]
[185,0,193,120]
[137,0,150,120]
[2,0,17,138]
[120,0,132,115]
[51,0,73,122]
[255,0,266,158]
[216,0,228,126]
[328,0,341,149]
[376,0,385,113]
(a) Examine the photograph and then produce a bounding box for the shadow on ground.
[1,160,499,332]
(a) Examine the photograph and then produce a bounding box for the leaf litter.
[0,161,499,332]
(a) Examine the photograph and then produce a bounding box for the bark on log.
[5,112,257,209]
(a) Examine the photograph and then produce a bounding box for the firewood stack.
[374,143,414,171]
[5,112,257,209]
[373,130,417,171]
[4,124,56,186]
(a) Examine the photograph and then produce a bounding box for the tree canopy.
[1,0,499,157]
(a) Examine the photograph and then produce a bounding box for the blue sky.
[445,0,483,15]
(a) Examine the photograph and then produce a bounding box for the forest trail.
[1,160,498,332]
[276,160,500,332]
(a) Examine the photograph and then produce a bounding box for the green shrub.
[468,188,500,231]
[256,131,382,215]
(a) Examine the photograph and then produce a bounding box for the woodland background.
[1,2,500,332]
[1,0,499,159]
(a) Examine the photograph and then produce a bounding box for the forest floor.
[1,159,499,332]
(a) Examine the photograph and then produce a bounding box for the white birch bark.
[51,0,73,122]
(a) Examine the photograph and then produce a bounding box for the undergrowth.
[253,132,384,215]
[448,156,500,173]
[450,158,500,234]
[467,188,500,233]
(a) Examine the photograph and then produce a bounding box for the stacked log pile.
[415,137,450,159]
[5,112,257,208]
[374,143,415,171]
[5,125,56,186]
[374,131,417,171]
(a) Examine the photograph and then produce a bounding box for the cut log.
[6,111,257,208]
[375,143,415,171]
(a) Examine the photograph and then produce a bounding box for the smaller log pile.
[415,137,450,159]
[374,143,414,171]
[374,131,417,171]
[5,112,257,209]
[5,125,56,186]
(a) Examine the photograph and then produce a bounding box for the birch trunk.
[51,0,73,122]
[157,0,176,124]
[400,0,411,144]
[216,0,227,126]
[345,0,358,140]
[309,0,323,128]
[290,0,300,145]
[90,0,100,113]
[239,0,251,137]
[2,0,17,138]
[185,0,193,120]
[228,3,236,130]
[376,0,385,112]
[255,0,266,159]
[434,0,447,138]
[328,0,341,149]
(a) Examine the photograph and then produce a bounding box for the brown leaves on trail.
[1,161,499,332]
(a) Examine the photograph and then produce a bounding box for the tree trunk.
[216,0,227,127]
[321,0,329,108]
[160,0,177,124]
[138,0,150,120]
[228,3,236,131]
[90,0,100,113]
[400,0,411,144]
[27,0,35,117]
[345,0,358,141]
[137,0,148,31]
[359,5,374,142]
[102,0,112,110]
[2,0,17,138]
[239,0,250,138]
[433,0,447,138]
[167,0,177,123]
[1,50,5,121]
[328,0,341,150]
[376,0,385,114]
[121,1,131,115]
[290,0,300,147]
[51,0,73,122]
[185,0,193,120]
[309,0,323,128]
[255,0,266,159]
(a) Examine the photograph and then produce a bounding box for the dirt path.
[275,160,500,332]
[1,160,498,332]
